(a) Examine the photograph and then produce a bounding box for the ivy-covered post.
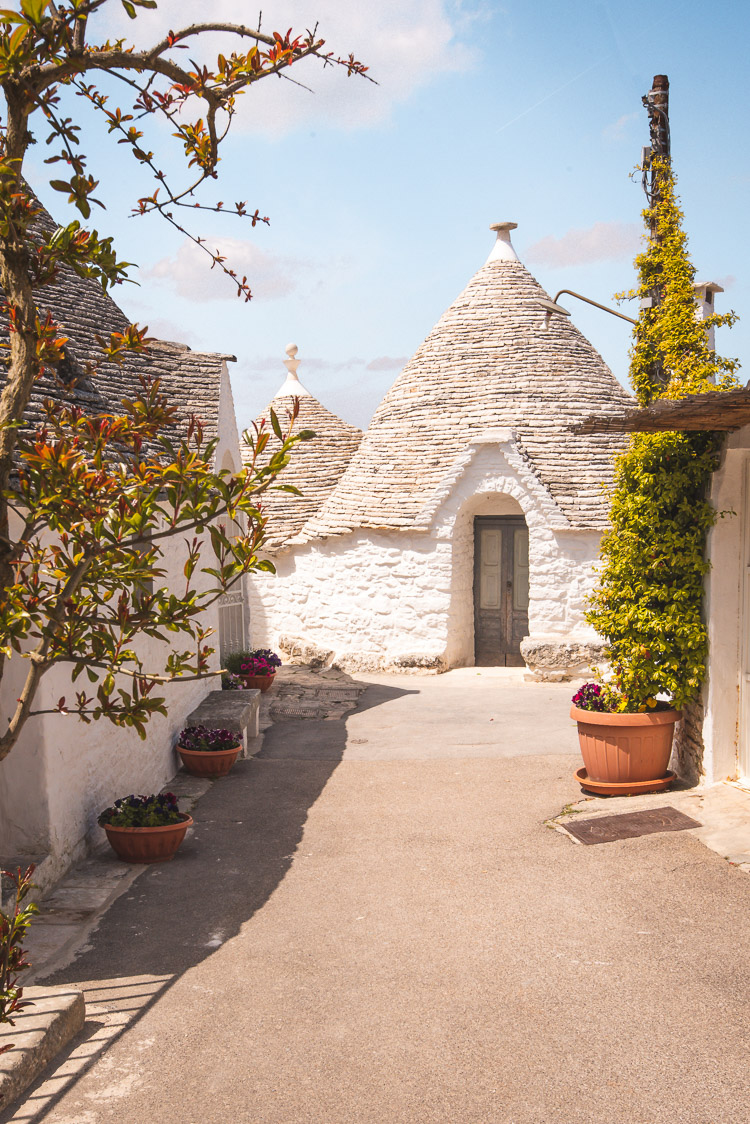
[641,74,670,388]
[586,76,740,783]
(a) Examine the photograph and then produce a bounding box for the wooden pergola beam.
[575,385,750,434]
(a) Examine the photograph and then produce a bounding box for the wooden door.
[474,516,529,666]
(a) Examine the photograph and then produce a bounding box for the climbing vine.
[586,158,740,711]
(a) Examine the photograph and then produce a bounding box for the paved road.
[6,672,750,1123]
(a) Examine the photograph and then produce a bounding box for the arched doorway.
[473,515,529,665]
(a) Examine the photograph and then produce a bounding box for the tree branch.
[0,555,91,761]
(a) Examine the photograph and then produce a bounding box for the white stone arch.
[430,439,564,667]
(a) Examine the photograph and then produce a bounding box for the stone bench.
[184,689,261,757]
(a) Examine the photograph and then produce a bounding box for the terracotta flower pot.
[103,814,193,864]
[571,705,682,785]
[241,672,275,692]
[178,744,241,778]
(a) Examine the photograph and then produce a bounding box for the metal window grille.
[218,590,246,665]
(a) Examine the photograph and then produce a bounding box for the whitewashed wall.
[0,361,243,882]
[249,441,603,671]
[700,428,750,783]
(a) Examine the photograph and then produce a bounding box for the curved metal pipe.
[552,289,637,325]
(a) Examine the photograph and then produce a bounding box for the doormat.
[562,806,701,846]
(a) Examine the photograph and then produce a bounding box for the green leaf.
[20,0,46,21]
[121,0,137,17]
[8,24,27,51]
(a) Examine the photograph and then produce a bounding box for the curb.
[0,987,85,1111]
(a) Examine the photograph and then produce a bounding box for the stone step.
[184,689,261,756]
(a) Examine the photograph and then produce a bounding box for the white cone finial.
[276,342,311,397]
[486,221,519,264]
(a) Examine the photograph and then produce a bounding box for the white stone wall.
[249,441,603,671]
[0,361,243,881]
[0,547,218,881]
[700,428,750,783]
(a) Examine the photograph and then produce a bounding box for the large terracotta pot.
[103,814,193,864]
[571,705,681,784]
[178,744,241,778]
[241,672,275,693]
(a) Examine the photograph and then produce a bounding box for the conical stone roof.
[300,225,633,539]
[243,346,362,553]
[0,192,231,444]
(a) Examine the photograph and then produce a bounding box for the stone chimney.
[693,282,724,351]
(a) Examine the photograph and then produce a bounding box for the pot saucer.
[575,767,676,797]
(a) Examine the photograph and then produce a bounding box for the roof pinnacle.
[486,221,520,265]
[276,342,312,398]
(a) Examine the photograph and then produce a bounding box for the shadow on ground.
[3,678,414,1122]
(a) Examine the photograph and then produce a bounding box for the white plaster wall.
[0,364,243,876]
[216,363,246,479]
[701,429,750,783]
[0,654,50,856]
[248,442,602,668]
[0,525,224,877]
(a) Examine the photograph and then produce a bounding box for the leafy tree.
[587,158,739,711]
[0,0,369,761]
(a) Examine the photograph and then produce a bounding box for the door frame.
[473,514,529,667]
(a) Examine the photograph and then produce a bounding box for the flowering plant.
[224,648,282,677]
[221,673,248,691]
[178,726,239,752]
[571,682,609,712]
[98,793,183,828]
[572,680,663,714]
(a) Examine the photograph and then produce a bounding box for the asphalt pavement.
[4,669,750,1124]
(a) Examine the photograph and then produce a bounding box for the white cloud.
[99,0,482,134]
[526,222,642,269]
[139,316,203,348]
[146,237,307,302]
[366,355,407,371]
[602,112,639,142]
[246,355,366,372]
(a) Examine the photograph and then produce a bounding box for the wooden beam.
[575,386,750,435]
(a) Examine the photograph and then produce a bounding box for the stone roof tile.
[243,381,362,553]
[300,248,632,537]
[0,195,227,441]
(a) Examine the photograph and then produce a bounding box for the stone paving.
[21,773,212,987]
[20,666,367,987]
[261,665,368,727]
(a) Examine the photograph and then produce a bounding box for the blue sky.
[25,0,750,430]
